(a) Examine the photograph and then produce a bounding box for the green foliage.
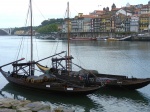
[41,18,64,26]
[12,18,64,34]
[36,24,58,33]
[36,18,64,33]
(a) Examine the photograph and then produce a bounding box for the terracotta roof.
[81,15,96,18]
[90,10,105,15]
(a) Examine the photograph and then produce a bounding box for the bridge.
[0,28,12,35]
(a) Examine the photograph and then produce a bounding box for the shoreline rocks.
[0,98,75,112]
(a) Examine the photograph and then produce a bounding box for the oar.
[5,51,66,72]
[0,58,25,68]
[36,51,66,63]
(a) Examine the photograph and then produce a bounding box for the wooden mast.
[30,0,34,75]
[67,2,71,72]
[67,2,70,59]
[30,0,33,62]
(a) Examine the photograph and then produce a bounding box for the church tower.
[112,3,116,10]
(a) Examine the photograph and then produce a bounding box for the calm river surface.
[0,36,150,112]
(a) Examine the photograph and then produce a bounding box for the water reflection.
[0,83,99,111]
[96,88,150,103]
[1,83,150,112]
[88,88,150,112]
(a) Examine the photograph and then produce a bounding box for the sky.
[0,0,149,28]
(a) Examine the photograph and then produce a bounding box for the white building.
[130,16,139,32]
[116,9,132,16]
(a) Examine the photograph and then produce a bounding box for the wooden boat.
[36,62,150,90]
[0,1,100,95]
[117,35,132,41]
[0,56,101,95]
[0,68,100,95]
[107,36,132,41]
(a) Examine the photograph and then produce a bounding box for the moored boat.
[107,36,132,41]
[0,55,100,96]
[0,69,100,95]
[36,62,150,90]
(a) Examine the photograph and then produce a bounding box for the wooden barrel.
[39,74,48,81]
[26,76,43,83]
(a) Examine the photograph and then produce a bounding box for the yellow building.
[139,14,150,32]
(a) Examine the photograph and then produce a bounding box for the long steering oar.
[0,58,25,68]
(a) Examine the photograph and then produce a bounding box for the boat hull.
[97,74,150,90]
[0,69,100,95]
[8,77,100,95]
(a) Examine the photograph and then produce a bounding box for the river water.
[0,36,150,112]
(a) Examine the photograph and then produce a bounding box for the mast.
[30,0,34,75]
[67,2,71,72]
[30,0,33,62]
[67,2,70,58]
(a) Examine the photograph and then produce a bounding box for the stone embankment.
[0,98,75,112]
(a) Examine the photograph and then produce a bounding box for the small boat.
[107,36,132,41]
[0,1,100,95]
[117,35,132,41]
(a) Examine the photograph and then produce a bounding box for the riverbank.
[0,98,74,112]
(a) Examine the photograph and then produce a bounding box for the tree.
[36,24,58,33]
[41,20,49,26]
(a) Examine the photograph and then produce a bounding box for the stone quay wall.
[0,98,75,112]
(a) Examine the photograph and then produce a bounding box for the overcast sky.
[0,0,149,28]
